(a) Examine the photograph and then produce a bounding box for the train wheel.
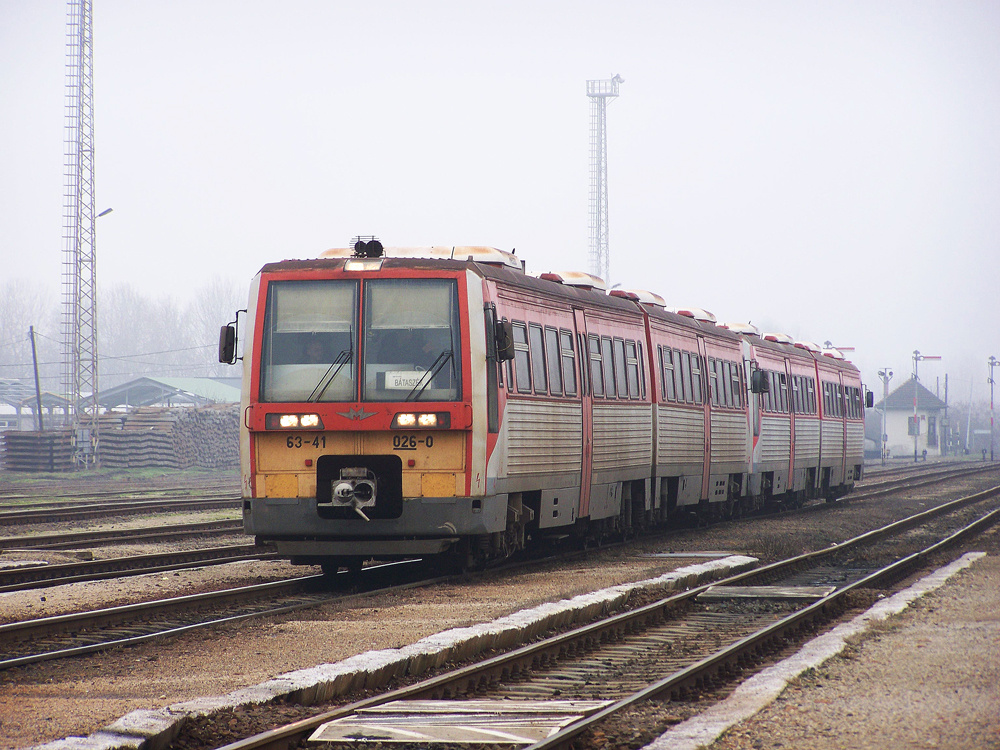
[696,499,711,526]
[321,558,363,577]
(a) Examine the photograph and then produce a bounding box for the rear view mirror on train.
[750,369,770,394]
[496,319,515,362]
[866,389,874,408]
[219,324,237,365]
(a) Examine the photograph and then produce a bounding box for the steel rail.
[0,478,240,501]
[0,559,439,671]
[0,519,243,550]
[0,544,278,592]
[0,488,238,510]
[0,496,241,526]
[849,463,998,501]
[0,575,323,670]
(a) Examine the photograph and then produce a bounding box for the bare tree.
[187,275,249,378]
[0,279,61,392]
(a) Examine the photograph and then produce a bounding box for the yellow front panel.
[253,430,467,498]
[421,472,458,497]
[256,432,355,471]
[263,473,298,498]
[361,431,465,470]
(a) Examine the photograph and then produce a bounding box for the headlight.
[265,413,325,430]
[391,412,451,429]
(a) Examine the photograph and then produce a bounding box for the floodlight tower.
[587,74,623,284]
[62,0,100,467]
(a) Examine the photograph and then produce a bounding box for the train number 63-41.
[286,435,327,449]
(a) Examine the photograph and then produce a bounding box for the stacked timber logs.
[0,430,75,472]
[100,405,239,470]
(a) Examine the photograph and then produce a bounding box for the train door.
[838,369,849,481]
[784,357,796,490]
[812,358,824,493]
[697,336,712,500]
[573,308,594,518]
[743,340,761,459]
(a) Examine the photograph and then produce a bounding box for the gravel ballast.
[655,549,1000,750]
[1,549,743,748]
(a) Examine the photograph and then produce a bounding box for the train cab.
[222,242,521,571]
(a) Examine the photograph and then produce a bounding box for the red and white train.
[219,241,871,572]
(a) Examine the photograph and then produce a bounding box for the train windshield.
[362,278,462,402]
[259,280,358,402]
[258,277,462,403]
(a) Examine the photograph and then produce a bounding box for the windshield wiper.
[405,349,453,402]
[309,343,352,402]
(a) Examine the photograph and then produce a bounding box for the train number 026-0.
[286,435,327,449]
[392,434,434,450]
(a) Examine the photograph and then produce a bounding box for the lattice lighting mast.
[587,74,623,284]
[62,0,100,467]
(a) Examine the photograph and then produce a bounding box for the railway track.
[0,494,240,526]
[0,541,604,672]
[0,476,240,502]
[0,564,418,671]
[206,484,1000,750]
[0,463,980,597]
[851,461,996,498]
[0,518,243,551]
[0,574,337,671]
[0,543,278,593]
[2,465,995,668]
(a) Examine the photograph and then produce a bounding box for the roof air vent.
[540,271,607,291]
[763,332,795,345]
[722,322,761,337]
[671,307,717,323]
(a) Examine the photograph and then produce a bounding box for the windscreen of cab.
[258,278,461,403]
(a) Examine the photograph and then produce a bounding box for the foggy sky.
[1,1,998,400]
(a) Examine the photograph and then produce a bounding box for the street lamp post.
[877,368,893,466]
[912,350,942,463]
[989,356,998,463]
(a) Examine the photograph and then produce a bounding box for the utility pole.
[989,355,997,462]
[587,74,623,285]
[911,350,942,463]
[877,368,893,465]
[29,327,44,432]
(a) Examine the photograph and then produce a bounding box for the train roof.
[320,245,523,270]
[257,246,857,372]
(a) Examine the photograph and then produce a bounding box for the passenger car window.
[602,337,616,399]
[560,330,577,396]
[529,324,547,393]
[545,327,562,395]
[589,335,605,397]
[512,322,532,393]
[660,347,676,401]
